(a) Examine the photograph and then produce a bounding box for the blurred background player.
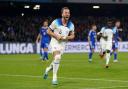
[98,27,106,59]
[111,20,122,62]
[98,21,113,59]
[36,19,51,61]
[88,24,97,62]
[43,7,75,85]
[98,20,113,68]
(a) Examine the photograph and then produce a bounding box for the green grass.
[0,53,128,89]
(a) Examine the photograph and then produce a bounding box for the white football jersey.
[99,27,113,51]
[104,28,113,43]
[100,27,113,43]
[100,27,106,43]
[49,18,74,45]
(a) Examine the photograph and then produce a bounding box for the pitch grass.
[0,53,128,89]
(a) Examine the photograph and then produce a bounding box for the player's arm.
[102,35,108,39]
[97,32,108,40]
[117,29,122,41]
[62,23,75,41]
[97,27,107,39]
[47,28,62,40]
[88,36,90,42]
[95,35,98,47]
[66,31,75,40]
[97,32,103,38]
[60,31,75,41]
[98,32,107,38]
[36,34,41,43]
[48,19,63,40]
[118,37,122,41]
[88,32,91,45]
[95,35,98,43]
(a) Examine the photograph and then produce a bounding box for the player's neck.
[42,26,48,29]
[91,29,95,31]
[62,18,68,26]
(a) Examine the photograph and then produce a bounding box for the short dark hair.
[43,19,48,23]
[115,19,120,23]
[91,24,96,27]
[91,24,96,29]
[42,19,48,26]
[107,20,113,28]
[61,7,69,14]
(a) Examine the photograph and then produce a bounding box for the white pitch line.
[81,86,128,89]
[0,74,128,83]
[59,77,128,83]
[99,86,128,89]
[0,74,41,78]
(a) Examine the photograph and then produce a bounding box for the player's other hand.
[55,34,62,40]
[60,36,67,41]
[97,32,101,35]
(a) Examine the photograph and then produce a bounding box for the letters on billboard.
[0,42,128,54]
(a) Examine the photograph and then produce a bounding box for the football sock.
[114,52,117,60]
[44,51,48,60]
[53,54,61,81]
[89,51,93,60]
[106,53,110,65]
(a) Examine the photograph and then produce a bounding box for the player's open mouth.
[65,17,69,19]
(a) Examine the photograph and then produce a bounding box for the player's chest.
[104,29,112,34]
[55,26,70,34]
[91,32,96,37]
[41,30,47,35]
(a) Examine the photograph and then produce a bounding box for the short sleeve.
[49,20,57,31]
[100,27,105,33]
[70,23,75,32]
[113,27,117,34]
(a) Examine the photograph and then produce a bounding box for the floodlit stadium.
[0,0,128,89]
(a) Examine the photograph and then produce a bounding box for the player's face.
[62,9,70,21]
[43,21,48,27]
[115,21,120,28]
[92,25,97,31]
[107,22,112,28]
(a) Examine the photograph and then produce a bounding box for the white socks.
[53,54,61,81]
[106,53,110,65]
[45,62,54,74]
[45,54,61,82]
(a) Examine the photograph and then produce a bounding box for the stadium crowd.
[0,16,128,42]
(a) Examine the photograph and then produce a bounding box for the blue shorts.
[112,42,118,50]
[40,43,49,49]
[89,42,95,50]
